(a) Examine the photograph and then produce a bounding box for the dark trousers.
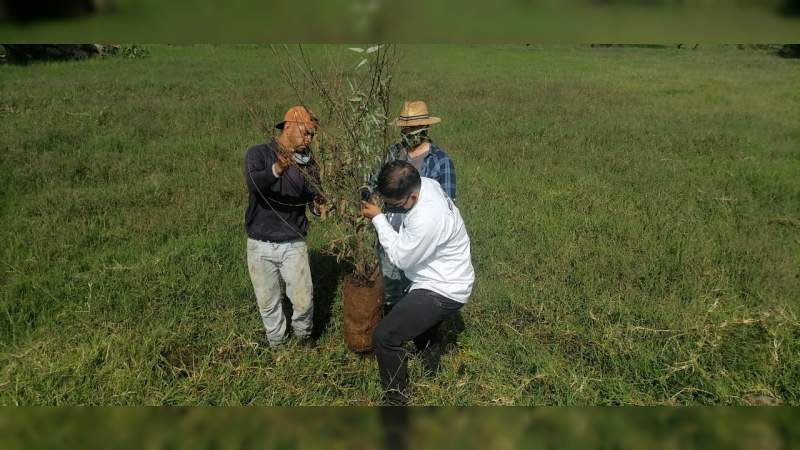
[373,289,463,395]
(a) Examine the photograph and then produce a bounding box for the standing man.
[372,100,458,312]
[361,161,475,405]
[243,105,322,348]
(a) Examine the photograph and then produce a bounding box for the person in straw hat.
[369,100,458,310]
[363,101,459,390]
[243,105,325,348]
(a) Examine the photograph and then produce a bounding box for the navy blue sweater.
[243,140,319,242]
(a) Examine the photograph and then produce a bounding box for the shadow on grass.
[440,311,467,358]
[309,250,349,340]
[270,250,345,342]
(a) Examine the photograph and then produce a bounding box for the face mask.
[401,127,428,149]
[384,193,413,214]
[292,150,312,165]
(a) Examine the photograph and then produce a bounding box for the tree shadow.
[309,250,349,339]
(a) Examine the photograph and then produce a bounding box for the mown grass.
[1,45,799,405]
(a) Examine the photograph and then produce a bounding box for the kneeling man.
[361,160,475,405]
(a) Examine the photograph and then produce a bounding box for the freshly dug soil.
[342,273,384,353]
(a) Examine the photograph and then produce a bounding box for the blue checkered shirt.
[372,142,457,201]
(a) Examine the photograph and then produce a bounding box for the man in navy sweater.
[243,105,323,347]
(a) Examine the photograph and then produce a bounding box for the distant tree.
[2,0,113,23]
[2,44,100,63]
[778,44,800,58]
[780,0,800,15]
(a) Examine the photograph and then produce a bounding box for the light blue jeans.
[246,238,314,346]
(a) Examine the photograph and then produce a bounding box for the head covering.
[275,105,318,130]
[392,101,441,127]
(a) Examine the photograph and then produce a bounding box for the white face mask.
[293,150,312,165]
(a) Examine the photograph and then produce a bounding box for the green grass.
[1,45,799,405]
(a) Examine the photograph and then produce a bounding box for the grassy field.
[1,45,799,406]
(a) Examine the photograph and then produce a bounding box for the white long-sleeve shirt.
[372,177,475,303]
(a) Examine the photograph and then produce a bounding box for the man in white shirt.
[361,160,475,405]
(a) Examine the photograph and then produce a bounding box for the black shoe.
[382,389,409,406]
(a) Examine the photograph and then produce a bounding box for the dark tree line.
[1,0,113,23]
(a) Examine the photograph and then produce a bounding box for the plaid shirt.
[373,142,457,201]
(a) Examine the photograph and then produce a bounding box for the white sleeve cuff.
[271,163,280,178]
[372,213,395,236]
[372,213,388,228]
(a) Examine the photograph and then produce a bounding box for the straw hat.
[275,105,318,130]
[392,101,441,127]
